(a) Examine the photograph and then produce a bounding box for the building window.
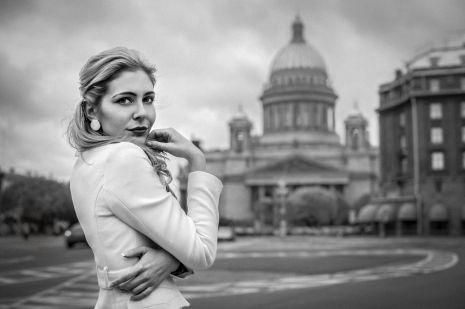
[264,106,270,131]
[462,127,465,143]
[434,179,442,193]
[284,104,293,129]
[399,112,406,127]
[351,129,360,151]
[461,77,465,90]
[429,79,440,92]
[430,103,442,119]
[327,107,334,131]
[461,102,465,118]
[401,157,408,173]
[431,152,444,170]
[236,131,244,153]
[303,104,310,127]
[314,105,321,127]
[322,107,328,129]
[400,134,407,149]
[429,57,439,67]
[430,127,443,144]
[296,103,310,128]
[462,152,465,169]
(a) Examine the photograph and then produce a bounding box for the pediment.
[247,155,346,176]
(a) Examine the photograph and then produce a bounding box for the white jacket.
[70,142,223,309]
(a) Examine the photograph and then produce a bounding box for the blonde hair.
[67,47,172,184]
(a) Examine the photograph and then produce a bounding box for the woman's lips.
[128,127,147,136]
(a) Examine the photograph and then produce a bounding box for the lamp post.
[276,180,288,237]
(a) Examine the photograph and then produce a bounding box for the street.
[0,235,463,308]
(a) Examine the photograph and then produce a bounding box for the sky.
[0,0,464,181]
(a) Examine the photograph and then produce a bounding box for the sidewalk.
[218,235,465,252]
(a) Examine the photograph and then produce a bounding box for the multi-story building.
[180,17,378,233]
[375,41,465,235]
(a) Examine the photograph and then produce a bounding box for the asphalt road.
[0,235,463,308]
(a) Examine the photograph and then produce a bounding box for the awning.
[398,203,416,221]
[429,204,448,222]
[357,204,377,223]
[376,204,396,222]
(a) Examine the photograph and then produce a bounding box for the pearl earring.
[90,119,101,131]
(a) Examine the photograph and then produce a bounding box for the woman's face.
[96,70,156,143]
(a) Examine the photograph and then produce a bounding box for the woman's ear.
[84,100,98,121]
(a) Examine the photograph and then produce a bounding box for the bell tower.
[345,102,370,151]
[229,105,252,154]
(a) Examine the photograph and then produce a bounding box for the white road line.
[0,256,34,265]
[1,248,459,308]
[3,270,96,309]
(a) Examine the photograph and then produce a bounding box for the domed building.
[180,17,379,232]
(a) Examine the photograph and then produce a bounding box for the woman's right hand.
[146,128,206,172]
[109,246,180,301]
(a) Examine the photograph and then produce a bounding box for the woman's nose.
[133,101,147,119]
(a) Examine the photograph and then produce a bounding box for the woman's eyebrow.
[144,91,155,96]
[111,91,137,98]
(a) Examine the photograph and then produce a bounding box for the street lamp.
[276,180,288,237]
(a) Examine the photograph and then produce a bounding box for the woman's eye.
[116,97,133,105]
[143,97,154,104]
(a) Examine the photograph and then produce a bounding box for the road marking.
[179,249,459,299]
[0,248,458,308]
[2,270,97,309]
[0,256,34,265]
[0,261,95,286]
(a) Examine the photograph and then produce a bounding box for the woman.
[68,47,222,308]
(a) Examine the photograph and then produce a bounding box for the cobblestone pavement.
[0,247,458,309]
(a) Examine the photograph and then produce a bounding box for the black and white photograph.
[0,0,464,308]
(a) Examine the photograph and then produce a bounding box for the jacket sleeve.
[102,142,222,270]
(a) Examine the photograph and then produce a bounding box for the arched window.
[264,106,270,131]
[327,107,334,131]
[322,106,328,129]
[236,131,245,153]
[314,104,321,128]
[284,104,293,129]
[351,129,360,151]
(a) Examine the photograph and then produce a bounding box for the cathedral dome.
[270,16,327,74]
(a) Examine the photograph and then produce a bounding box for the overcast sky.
[1,0,464,180]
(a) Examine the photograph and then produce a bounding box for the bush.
[287,187,348,226]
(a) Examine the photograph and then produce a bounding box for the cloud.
[1,0,464,179]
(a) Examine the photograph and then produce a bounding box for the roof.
[245,154,349,185]
[270,16,326,74]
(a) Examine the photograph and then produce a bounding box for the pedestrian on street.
[67,47,222,309]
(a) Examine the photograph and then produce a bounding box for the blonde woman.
[68,47,222,308]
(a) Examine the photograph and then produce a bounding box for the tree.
[287,187,341,226]
[0,176,77,232]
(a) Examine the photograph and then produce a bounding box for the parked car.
[218,225,236,242]
[64,223,87,248]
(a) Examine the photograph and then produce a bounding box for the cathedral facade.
[180,17,378,231]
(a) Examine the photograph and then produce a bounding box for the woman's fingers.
[146,140,171,151]
[109,268,141,288]
[122,246,148,258]
[117,272,149,291]
[130,285,155,301]
[148,128,173,142]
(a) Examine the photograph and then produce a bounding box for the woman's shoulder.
[103,141,145,158]
[79,142,146,167]
[89,141,143,156]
